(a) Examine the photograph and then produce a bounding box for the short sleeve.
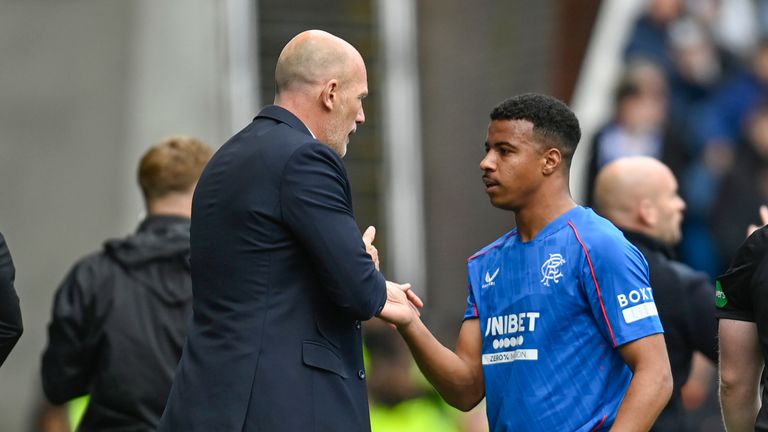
[463,277,479,321]
[714,226,768,322]
[581,237,664,347]
[715,279,753,321]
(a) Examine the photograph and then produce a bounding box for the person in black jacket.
[41,136,213,431]
[717,215,768,431]
[593,156,718,432]
[0,231,22,366]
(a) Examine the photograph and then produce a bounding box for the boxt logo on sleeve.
[616,287,658,324]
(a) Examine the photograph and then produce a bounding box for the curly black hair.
[490,93,581,164]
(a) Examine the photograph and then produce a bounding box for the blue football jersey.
[464,206,663,432]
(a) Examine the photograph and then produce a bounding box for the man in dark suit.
[158,30,419,432]
[0,231,22,367]
[593,156,717,432]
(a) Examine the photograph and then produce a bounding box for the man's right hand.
[378,281,423,330]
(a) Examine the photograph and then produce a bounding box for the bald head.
[275,30,361,95]
[594,156,685,245]
[594,157,665,218]
[273,30,368,157]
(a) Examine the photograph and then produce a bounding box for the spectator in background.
[593,156,718,432]
[0,231,22,367]
[624,0,685,74]
[712,102,768,263]
[586,61,684,204]
[695,40,768,184]
[666,16,729,140]
[41,136,213,432]
[681,37,768,277]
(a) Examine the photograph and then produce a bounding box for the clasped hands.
[363,226,423,329]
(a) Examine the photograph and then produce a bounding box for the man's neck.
[275,95,320,139]
[514,192,576,242]
[146,193,192,218]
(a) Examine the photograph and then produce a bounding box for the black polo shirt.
[716,226,768,431]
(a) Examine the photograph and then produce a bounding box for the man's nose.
[480,153,495,171]
[356,108,365,125]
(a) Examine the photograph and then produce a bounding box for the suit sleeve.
[280,143,386,320]
[41,262,97,404]
[0,233,22,366]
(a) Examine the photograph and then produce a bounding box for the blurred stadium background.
[1,0,761,430]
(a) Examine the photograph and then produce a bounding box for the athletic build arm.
[399,318,484,411]
[611,334,672,432]
[378,289,484,411]
[719,319,762,432]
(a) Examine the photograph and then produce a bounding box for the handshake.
[363,226,424,330]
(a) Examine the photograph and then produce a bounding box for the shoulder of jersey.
[468,229,517,262]
[567,208,628,251]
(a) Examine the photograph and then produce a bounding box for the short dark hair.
[490,93,581,165]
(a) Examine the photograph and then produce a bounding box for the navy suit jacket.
[0,232,22,366]
[158,105,387,431]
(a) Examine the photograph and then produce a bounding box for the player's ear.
[541,147,561,176]
[638,198,657,227]
[320,79,339,111]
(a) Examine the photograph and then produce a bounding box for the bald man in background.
[158,30,417,432]
[594,156,717,432]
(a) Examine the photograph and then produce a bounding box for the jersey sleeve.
[715,279,753,321]
[463,274,479,321]
[714,230,766,322]
[581,236,664,347]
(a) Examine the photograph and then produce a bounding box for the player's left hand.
[378,281,423,329]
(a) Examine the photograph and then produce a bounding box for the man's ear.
[321,79,339,111]
[541,148,562,176]
[638,198,658,227]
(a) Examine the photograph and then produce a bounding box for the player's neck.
[514,192,576,242]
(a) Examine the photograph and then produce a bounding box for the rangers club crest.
[540,253,566,286]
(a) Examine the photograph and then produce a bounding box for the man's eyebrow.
[487,141,513,147]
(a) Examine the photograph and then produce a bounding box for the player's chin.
[487,195,515,211]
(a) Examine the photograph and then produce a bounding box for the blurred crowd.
[367,0,768,430]
[19,1,768,431]
[587,0,768,279]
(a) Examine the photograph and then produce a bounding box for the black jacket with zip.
[42,216,192,432]
[622,230,717,432]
